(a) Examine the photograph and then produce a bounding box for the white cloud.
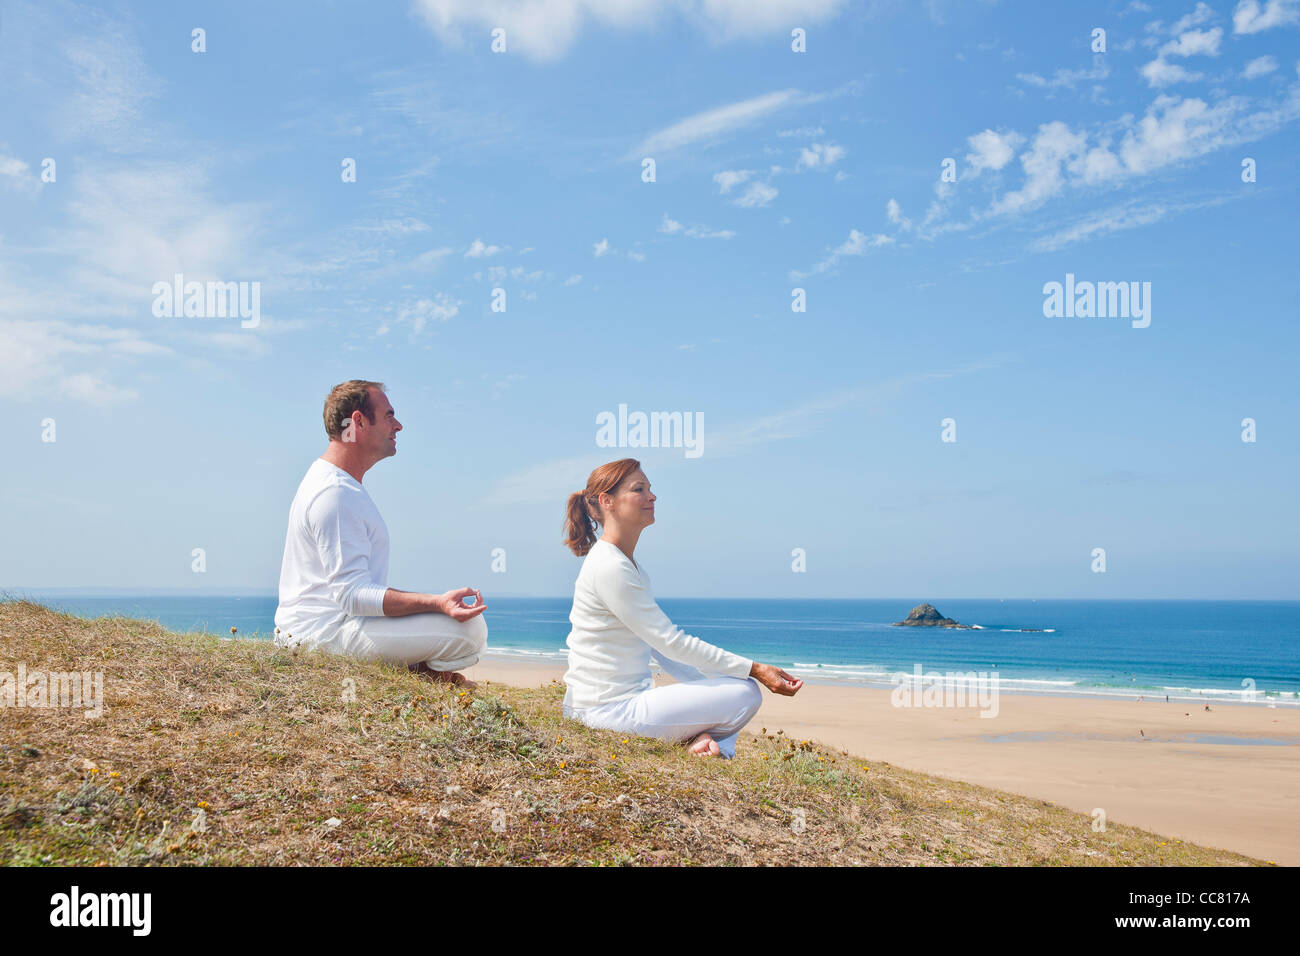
[1118,94,1240,174]
[734,180,778,207]
[1029,202,1173,252]
[412,247,455,269]
[794,142,846,170]
[1029,196,1234,252]
[886,198,912,231]
[1171,2,1216,33]
[593,237,611,257]
[713,169,754,193]
[974,77,1300,220]
[989,121,1088,216]
[835,230,887,256]
[1140,58,1204,86]
[0,155,30,179]
[1160,26,1223,56]
[790,228,893,279]
[1014,59,1110,91]
[412,0,848,61]
[1242,54,1279,77]
[1140,26,1222,87]
[465,238,502,257]
[563,274,583,285]
[627,250,646,261]
[777,125,826,137]
[965,128,1024,173]
[394,294,460,333]
[1067,142,1125,184]
[472,265,545,283]
[658,212,735,238]
[631,88,806,156]
[0,318,170,405]
[355,218,432,235]
[1233,0,1300,33]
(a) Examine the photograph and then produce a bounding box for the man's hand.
[438,586,487,622]
[750,662,803,696]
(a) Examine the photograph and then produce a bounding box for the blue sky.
[3,0,1298,599]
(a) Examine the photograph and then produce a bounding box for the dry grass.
[0,600,1266,866]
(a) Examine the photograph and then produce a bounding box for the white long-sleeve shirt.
[274,458,390,648]
[563,539,754,710]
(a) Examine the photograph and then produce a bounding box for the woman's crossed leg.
[581,676,763,759]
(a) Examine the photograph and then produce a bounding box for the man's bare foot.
[414,663,477,690]
[687,732,721,757]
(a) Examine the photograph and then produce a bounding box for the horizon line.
[5,589,1299,603]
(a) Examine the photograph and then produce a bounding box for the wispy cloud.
[476,358,1010,506]
[1015,57,1110,93]
[630,89,809,158]
[1027,195,1237,252]
[659,213,735,239]
[790,228,893,280]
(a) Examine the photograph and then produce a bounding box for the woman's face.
[603,469,656,530]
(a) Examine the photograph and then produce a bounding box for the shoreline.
[465,655,1300,865]
[479,650,1300,709]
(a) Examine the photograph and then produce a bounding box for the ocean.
[10,592,1298,707]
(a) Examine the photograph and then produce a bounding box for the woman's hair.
[564,458,642,556]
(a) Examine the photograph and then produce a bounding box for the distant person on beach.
[273,380,487,688]
[560,458,802,758]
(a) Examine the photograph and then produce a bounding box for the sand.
[464,657,1300,865]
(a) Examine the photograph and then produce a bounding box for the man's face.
[363,388,402,460]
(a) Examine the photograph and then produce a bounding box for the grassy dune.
[0,600,1265,866]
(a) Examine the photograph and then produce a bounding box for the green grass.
[0,600,1268,867]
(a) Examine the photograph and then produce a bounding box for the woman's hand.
[438,587,487,621]
[750,662,803,696]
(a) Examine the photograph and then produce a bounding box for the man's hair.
[324,380,385,441]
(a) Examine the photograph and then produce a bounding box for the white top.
[274,458,390,648]
[563,539,753,710]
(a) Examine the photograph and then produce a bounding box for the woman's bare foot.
[687,732,721,757]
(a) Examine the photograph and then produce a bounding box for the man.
[274,380,487,687]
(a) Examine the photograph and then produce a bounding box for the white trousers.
[567,674,763,759]
[326,612,488,671]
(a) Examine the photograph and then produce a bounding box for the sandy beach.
[465,657,1300,865]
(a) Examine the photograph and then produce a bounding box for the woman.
[561,458,802,758]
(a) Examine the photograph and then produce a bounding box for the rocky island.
[892,603,977,629]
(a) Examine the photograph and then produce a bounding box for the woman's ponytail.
[564,490,598,556]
